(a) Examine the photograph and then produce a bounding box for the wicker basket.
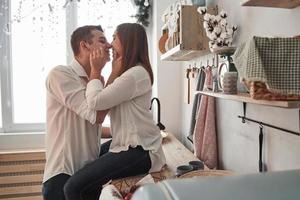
[111,170,170,195]
[244,80,300,100]
[178,170,234,179]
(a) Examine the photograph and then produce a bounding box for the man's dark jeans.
[64,139,151,200]
[41,141,108,200]
[42,173,71,200]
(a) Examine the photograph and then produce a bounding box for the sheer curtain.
[0,0,138,132]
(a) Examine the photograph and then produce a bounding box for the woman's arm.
[87,49,151,111]
[89,48,111,119]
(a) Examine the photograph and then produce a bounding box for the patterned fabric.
[193,67,218,169]
[233,36,300,95]
[111,170,170,195]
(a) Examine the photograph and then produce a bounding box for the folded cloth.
[233,36,300,95]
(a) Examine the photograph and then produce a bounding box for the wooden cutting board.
[159,32,168,54]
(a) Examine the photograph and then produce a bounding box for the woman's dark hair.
[71,25,103,56]
[116,23,153,84]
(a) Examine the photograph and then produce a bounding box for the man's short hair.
[71,25,103,56]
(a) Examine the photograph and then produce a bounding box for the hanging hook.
[200,61,204,70]
[258,122,264,172]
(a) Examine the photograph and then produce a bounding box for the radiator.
[0,150,45,200]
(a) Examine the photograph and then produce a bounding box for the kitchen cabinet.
[160,5,217,61]
[242,0,300,9]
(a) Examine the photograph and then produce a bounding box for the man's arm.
[96,110,109,124]
[46,67,97,124]
[90,52,110,123]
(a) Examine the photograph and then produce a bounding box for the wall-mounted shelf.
[160,5,218,61]
[196,91,300,108]
[161,44,211,61]
[198,90,300,172]
[242,0,300,9]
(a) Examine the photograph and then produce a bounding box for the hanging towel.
[188,69,206,141]
[193,67,218,169]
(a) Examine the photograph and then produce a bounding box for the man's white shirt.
[43,59,101,183]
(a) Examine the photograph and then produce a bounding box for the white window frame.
[0,0,78,133]
[0,0,149,134]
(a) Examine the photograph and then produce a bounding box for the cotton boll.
[210,32,218,40]
[202,9,237,49]
[227,38,233,44]
[198,7,207,15]
[203,21,209,29]
[212,43,219,49]
[216,37,223,44]
[232,25,238,32]
[214,26,222,35]
[227,29,233,36]
[219,11,228,18]
[207,32,216,40]
[220,19,227,27]
[204,14,212,21]
[220,32,228,39]
[215,15,222,23]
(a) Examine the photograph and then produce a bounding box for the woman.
[64,23,166,200]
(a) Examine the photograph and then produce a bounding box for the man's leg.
[64,146,151,200]
[99,139,112,157]
[42,173,71,200]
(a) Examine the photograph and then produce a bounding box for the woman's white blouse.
[86,66,166,172]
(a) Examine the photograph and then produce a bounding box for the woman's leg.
[64,146,151,200]
[99,139,112,157]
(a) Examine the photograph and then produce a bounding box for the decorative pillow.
[99,184,123,200]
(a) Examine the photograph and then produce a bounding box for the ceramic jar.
[222,72,238,94]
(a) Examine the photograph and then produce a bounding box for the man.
[42,25,111,200]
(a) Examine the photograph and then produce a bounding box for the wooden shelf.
[242,0,300,9]
[196,91,300,108]
[160,5,217,61]
[161,44,210,61]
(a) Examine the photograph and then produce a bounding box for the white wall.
[151,0,183,139]
[180,0,300,173]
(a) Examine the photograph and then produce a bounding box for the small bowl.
[176,165,193,177]
[189,160,204,170]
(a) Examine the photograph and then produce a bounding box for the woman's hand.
[89,48,107,80]
[106,56,123,87]
[112,56,123,77]
[90,48,106,72]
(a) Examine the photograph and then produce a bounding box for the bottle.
[213,79,218,92]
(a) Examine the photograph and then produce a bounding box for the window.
[0,81,2,130]
[0,0,136,133]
